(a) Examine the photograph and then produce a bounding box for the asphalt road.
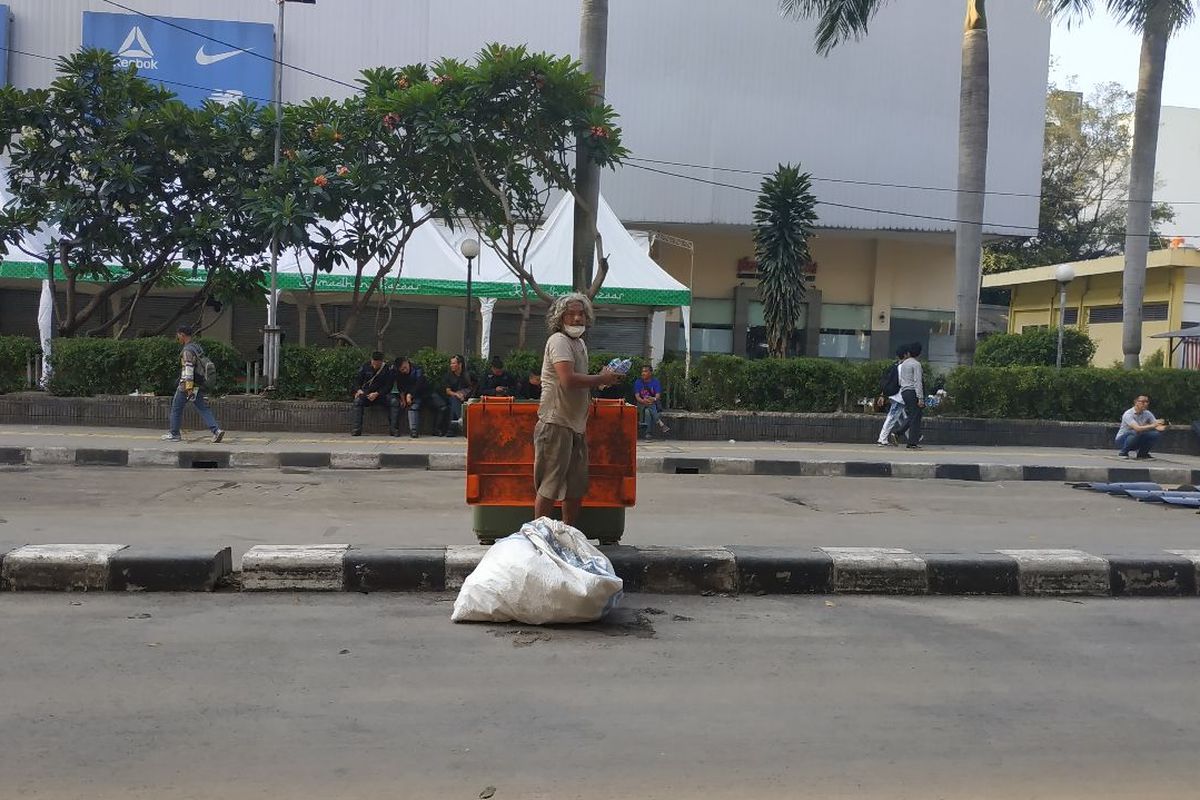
[1,593,1198,799]
[2,466,1198,557]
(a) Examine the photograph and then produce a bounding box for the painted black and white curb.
[3,543,1198,597]
[3,445,1198,485]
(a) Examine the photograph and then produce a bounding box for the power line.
[624,161,1200,239]
[625,154,1200,207]
[98,0,360,93]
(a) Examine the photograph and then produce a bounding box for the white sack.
[451,517,623,625]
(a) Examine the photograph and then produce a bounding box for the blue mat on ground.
[1126,490,1200,502]
[1082,482,1163,495]
[1162,495,1200,508]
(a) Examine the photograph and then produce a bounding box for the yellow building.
[981,247,1200,366]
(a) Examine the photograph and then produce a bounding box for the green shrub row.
[0,336,41,394]
[43,336,244,397]
[4,335,1195,423]
[975,328,1096,368]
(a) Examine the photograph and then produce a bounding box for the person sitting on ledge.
[1116,394,1168,460]
[351,351,399,436]
[518,368,542,400]
[479,356,519,397]
[393,356,428,439]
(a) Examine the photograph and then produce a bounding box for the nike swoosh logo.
[195,45,250,66]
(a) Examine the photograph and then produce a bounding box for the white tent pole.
[478,297,496,361]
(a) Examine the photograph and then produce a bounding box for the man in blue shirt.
[634,365,669,439]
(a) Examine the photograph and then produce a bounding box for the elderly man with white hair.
[533,293,622,527]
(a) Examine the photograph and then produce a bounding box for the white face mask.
[563,325,586,339]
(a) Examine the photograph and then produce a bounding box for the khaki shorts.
[533,420,589,501]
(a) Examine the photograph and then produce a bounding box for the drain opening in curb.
[190,460,221,469]
[675,467,700,475]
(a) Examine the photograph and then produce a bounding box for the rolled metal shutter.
[490,312,548,357]
[588,315,647,356]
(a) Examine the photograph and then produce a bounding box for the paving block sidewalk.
[3,424,1200,484]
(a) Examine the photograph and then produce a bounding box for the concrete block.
[821,547,928,594]
[278,451,332,469]
[934,463,982,481]
[797,461,846,477]
[890,462,937,480]
[998,549,1111,596]
[344,548,447,592]
[2,544,127,591]
[635,456,665,474]
[128,448,179,467]
[428,452,467,471]
[1106,467,1153,483]
[752,460,806,476]
[229,451,280,469]
[330,452,382,470]
[1106,553,1197,597]
[1062,466,1109,483]
[727,546,833,594]
[843,461,892,478]
[1165,550,1200,596]
[241,544,349,591]
[0,447,26,465]
[1147,467,1190,486]
[979,464,1023,483]
[74,448,128,467]
[921,552,1019,595]
[1022,465,1067,482]
[108,546,233,591]
[709,458,755,475]
[602,545,737,594]
[445,545,490,590]
[380,453,431,469]
[27,447,74,465]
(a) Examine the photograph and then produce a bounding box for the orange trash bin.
[465,397,638,543]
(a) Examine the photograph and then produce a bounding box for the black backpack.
[879,363,901,397]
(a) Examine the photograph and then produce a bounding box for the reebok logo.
[116,25,158,70]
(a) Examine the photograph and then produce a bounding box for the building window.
[1144,302,1168,322]
[890,308,955,366]
[679,297,734,355]
[1063,307,1079,325]
[819,304,871,361]
[745,301,807,358]
[1088,305,1122,324]
[1022,325,1048,332]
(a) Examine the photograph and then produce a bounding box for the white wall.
[1157,106,1200,247]
[3,0,1050,233]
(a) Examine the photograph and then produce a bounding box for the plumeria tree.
[753,164,819,358]
[0,49,274,337]
[381,43,627,332]
[247,69,461,347]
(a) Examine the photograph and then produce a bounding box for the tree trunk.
[518,281,531,350]
[571,0,608,292]
[954,0,989,366]
[1121,4,1169,370]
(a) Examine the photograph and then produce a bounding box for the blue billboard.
[0,5,11,86]
[82,11,274,108]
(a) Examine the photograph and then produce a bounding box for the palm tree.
[572,0,609,292]
[1041,0,1195,368]
[780,0,990,366]
[753,165,819,357]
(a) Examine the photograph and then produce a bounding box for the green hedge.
[45,337,243,397]
[976,328,1097,367]
[946,366,1200,422]
[0,336,41,394]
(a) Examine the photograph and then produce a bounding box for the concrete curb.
[5,445,1200,486]
[1,544,231,591]
[3,543,1199,597]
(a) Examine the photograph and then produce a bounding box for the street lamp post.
[1055,264,1076,370]
[460,238,480,360]
[263,0,315,392]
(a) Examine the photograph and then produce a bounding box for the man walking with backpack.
[162,324,224,443]
[892,341,925,450]
[875,345,907,447]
